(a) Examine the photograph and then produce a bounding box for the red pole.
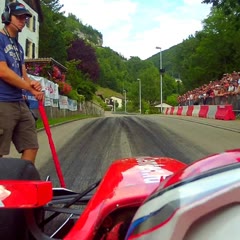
[38,100,66,188]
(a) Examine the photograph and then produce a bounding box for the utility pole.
[137,78,141,114]
[156,46,163,113]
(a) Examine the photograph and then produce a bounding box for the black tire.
[0,158,41,240]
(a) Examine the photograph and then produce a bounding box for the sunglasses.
[14,15,29,21]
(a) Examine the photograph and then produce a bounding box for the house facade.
[111,96,123,108]
[0,0,42,59]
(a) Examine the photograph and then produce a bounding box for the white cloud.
[62,0,137,30]
[59,0,211,60]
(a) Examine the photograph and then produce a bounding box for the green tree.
[166,94,179,106]
[202,0,240,15]
[65,60,96,101]
[96,47,127,92]
[39,0,67,63]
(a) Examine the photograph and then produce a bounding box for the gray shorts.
[0,101,39,155]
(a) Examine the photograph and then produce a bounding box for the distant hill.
[146,43,182,80]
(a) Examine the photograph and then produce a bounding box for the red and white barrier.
[181,106,188,116]
[170,107,175,115]
[199,105,209,118]
[192,105,200,117]
[186,105,194,116]
[207,105,218,119]
[177,106,183,115]
[164,104,236,121]
[215,105,236,120]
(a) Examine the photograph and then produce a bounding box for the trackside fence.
[32,101,104,120]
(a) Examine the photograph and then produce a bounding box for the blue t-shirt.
[0,32,24,101]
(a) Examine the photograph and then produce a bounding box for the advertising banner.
[68,99,77,111]
[59,95,68,109]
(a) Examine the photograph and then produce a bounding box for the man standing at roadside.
[0,2,44,163]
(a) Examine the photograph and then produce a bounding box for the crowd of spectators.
[177,71,240,112]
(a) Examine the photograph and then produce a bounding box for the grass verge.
[36,114,99,129]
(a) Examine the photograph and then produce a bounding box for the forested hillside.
[38,0,240,112]
[148,1,240,92]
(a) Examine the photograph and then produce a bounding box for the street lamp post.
[123,89,126,113]
[137,78,141,114]
[156,46,163,113]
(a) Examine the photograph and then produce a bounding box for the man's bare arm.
[0,61,44,100]
[0,61,32,91]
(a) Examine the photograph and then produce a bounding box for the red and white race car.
[1,149,240,240]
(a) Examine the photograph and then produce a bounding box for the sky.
[59,0,212,60]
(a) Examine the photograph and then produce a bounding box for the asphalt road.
[9,113,240,191]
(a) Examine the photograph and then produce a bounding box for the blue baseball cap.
[8,2,32,18]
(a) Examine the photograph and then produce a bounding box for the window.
[26,18,30,29]
[25,15,36,32]
[25,39,31,58]
[25,40,36,59]
[32,43,35,58]
[33,16,36,32]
